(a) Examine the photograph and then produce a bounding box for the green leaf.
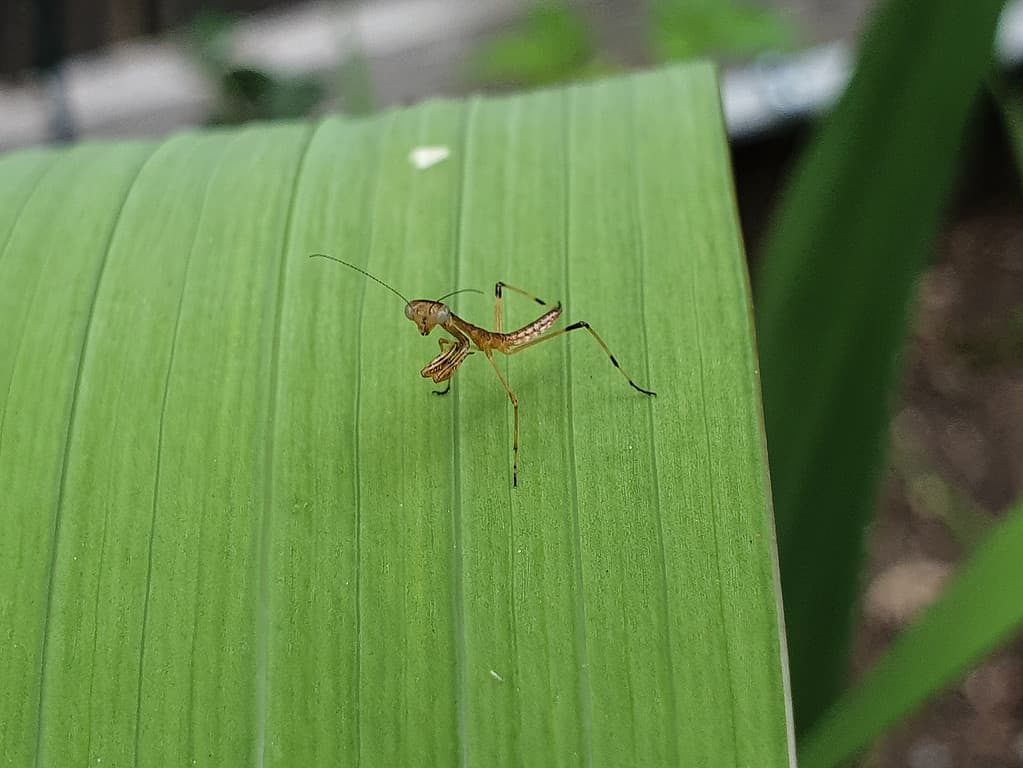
[755,0,1006,732]
[799,500,1023,768]
[794,64,1023,768]
[1,65,790,765]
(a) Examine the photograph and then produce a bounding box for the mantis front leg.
[432,338,453,395]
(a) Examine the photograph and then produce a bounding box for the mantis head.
[405,300,451,336]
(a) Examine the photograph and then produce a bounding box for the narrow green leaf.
[799,500,1023,768]
[1,65,791,765]
[755,0,1006,730]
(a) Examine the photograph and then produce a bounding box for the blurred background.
[10,0,1012,145]
[2,1,1023,765]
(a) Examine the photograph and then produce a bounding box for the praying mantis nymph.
[310,254,656,486]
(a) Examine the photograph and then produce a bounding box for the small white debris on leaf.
[409,146,451,170]
[489,669,504,682]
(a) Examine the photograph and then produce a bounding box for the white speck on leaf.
[489,669,504,682]
[409,146,450,169]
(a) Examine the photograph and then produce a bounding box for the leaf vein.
[254,120,320,767]
[34,142,157,768]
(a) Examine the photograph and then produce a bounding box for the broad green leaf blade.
[0,140,154,756]
[1,64,791,766]
[799,500,1023,768]
[754,0,1007,731]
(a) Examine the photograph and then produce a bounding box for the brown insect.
[311,254,655,486]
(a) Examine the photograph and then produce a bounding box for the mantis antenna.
[436,287,485,303]
[308,253,412,307]
[309,254,482,306]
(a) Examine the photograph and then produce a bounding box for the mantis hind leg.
[508,321,656,396]
[494,282,550,335]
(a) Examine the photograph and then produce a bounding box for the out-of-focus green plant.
[469,3,602,88]
[993,73,1023,177]
[651,0,796,62]
[755,0,1012,755]
[799,500,1023,768]
[334,41,375,117]
[470,1,797,89]
[187,10,326,124]
[986,75,1023,368]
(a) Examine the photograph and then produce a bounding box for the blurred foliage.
[188,10,325,124]
[335,43,375,117]
[215,67,324,124]
[993,72,1023,182]
[895,456,994,550]
[652,0,796,62]
[469,4,602,88]
[799,499,1023,767]
[944,75,1023,371]
[185,2,798,119]
[470,0,797,88]
[755,0,1006,738]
